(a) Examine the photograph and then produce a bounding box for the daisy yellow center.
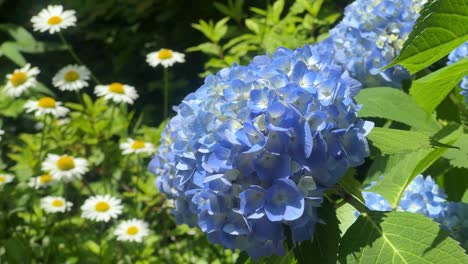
[131,140,145,149]
[10,72,28,87]
[64,70,80,82]
[37,97,57,108]
[39,174,53,184]
[126,226,139,235]
[0,176,5,182]
[56,156,75,171]
[158,49,173,60]
[109,83,125,94]
[52,199,64,207]
[95,201,110,212]
[47,16,63,25]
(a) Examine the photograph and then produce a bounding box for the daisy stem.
[163,67,169,120]
[58,32,101,85]
[75,90,85,108]
[37,115,49,172]
[109,104,117,135]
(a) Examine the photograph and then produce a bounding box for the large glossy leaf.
[355,87,440,132]
[367,127,431,155]
[339,212,468,263]
[410,57,468,115]
[368,125,463,208]
[385,0,468,74]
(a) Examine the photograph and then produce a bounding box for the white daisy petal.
[41,196,73,213]
[146,48,185,68]
[81,195,123,222]
[94,82,138,105]
[31,5,77,34]
[24,97,70,118]
[28,173,57,189]
[42,154,89,181]
[52,65,91,91]
[119,138,156,155]
[3,64,40,97]
[0,174,14,186]
[114,219,150,242]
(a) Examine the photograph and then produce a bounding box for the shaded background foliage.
[0,0,351,127]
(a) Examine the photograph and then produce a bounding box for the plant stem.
[58,32,101,85]
[37,115,49,172]
[163,67,169,119]
[343,191,369,214]
[108,104,117,136]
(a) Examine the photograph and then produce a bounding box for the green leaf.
[443,134,468,169]
[385,0,468,74]
[355,87,440,131]
[369,124,463,208]
[294,200,340,264]
[339,211,468,263]
[0,42,26,66]
[367,127,431,154]
[410,57,468,115]
[440,168,468,202]
[336,203,357,235]
[245,19,260,34]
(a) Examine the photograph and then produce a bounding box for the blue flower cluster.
[149,44,373,259]
[323,0,427,87]
[447,41,468,103]
[363,175,467,249]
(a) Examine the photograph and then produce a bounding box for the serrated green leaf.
[294,200,339,264]
[410,57,468,115]
[369,125,463,208]
[355,87,440,132]
[367,127,431,154]
[385,0,468,74]
[336,203,357,235]
[339,211,468,263]
[443,134,468,169]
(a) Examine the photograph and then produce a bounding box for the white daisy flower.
[24,97,70,118]
[81,195,123,222]
[146,48,185,68]
[52,65,91,91]
[0,129,4,142]
[94,82,138,105]
[29,173,56,189]
[42,154,89,181]
[40,196,73,213]
[0,174,14,186]
[114,219,150,242]
[31,5,77,34]
[119,138,156,155]
[3,64,40,97]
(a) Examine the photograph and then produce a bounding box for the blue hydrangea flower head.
[398,175,448,221]
[149,44,373,259]
[447,41,468,103]
[325,0,427,87]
